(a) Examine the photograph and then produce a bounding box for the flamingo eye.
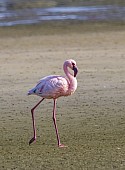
[72,62,75,70]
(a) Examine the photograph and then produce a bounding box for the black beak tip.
[73,67,78,77]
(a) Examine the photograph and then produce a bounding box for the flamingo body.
[28,59,78,147]
[28,75,71,99]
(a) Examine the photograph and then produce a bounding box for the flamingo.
[28,59,78,147]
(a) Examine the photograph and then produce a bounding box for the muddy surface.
[0,1,125,26]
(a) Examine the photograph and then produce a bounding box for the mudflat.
[0,22,125,170]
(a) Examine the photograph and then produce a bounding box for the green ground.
[5,0,125,9]
[0,22,125,169]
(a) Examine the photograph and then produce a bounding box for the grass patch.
[0,21,125,38]
[5,0,125,10]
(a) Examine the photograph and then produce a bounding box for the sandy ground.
[0,23,125,170]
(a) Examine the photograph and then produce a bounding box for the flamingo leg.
[29,98,44,145]
[53,99,66,148]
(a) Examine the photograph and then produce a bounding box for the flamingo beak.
[73,65,78,77]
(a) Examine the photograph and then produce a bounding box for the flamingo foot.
[29,137,36,145]
[58,144,68,148]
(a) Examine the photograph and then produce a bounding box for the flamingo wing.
[28,75,70,99]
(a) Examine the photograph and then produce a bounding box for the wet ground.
[0,3,125,26]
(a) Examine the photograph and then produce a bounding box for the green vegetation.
[5,0,125,10]
[0,21,125,38]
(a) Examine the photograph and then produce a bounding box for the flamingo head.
[64,59,78,77]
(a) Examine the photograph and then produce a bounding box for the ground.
[0,22,125,170]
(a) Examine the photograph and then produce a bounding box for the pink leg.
[29,98,44,145]
[53,99,67,148]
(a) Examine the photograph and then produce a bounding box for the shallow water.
[0,5,125,26]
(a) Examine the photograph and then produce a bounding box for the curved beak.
[73,65,78,77]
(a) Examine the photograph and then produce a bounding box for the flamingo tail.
[27,88,36,95]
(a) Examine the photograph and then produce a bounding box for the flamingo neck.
[63,64,77,94]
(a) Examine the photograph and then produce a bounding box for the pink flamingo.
[28,59,78,147]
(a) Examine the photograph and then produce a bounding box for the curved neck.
[63,64,73,81]
[63,63,77,93]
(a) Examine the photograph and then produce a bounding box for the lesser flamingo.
[28,59,78,147]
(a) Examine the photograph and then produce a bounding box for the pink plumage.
[28,75,69,99]
[28,59,78,147]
